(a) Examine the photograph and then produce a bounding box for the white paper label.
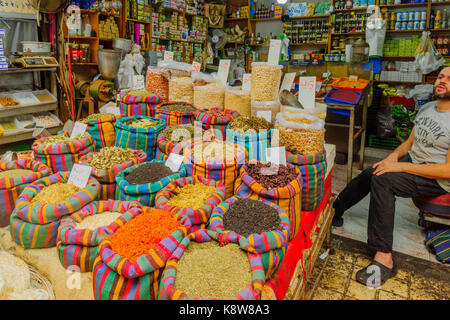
[242,73,251,91]
[316,81,322,93]
[132,75,145,90]
[192,61,201,72]
[279,72,296,94]
[164,50,174,61]
[256,111,272,123]
[298,76,316,111]
[267,39,282,65]
[165,153,184,172]
[265,146,287,166]
[67,164,92,189]
[70,121,87,139]
[217,59,231,86]
[349,75,358,81]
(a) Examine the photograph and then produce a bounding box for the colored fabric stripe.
[155,175,226,225]
[85,115,117,150]
[226,127,272,162]
[234,163,302,240]
[158,229,265,300]
[32,132,96,172]
[193,108,240,141]
[115,159,187,207]
[154,102,196,126]
[119,90,160,117]
[9,212,60,248]
[413,193,450,218]
[13,172,100,224]
[425,228,450,263]
[92,209,192,300]
[0,159,52,227]
[114,116,166,161]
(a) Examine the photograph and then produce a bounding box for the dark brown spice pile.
[124,162,174,185]
[246,162,298,189]
[223,198,283,237]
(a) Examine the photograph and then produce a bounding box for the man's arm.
[373,127,415,170]
[399,149,450,180]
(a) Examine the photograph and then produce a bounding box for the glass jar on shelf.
[80,44,90,63]
[70,43,80,63]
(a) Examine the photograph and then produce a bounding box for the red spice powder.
[108,208,184,263]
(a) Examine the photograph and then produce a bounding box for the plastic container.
[12,92,40,106]
[146,66,169,103]
[169,77,194,104]
[33,112,63,128]
[21,41,51,53]
[280,102,327,120]
[193,83,225,110]
[324,88,362,105]
[251,100,280,122]
[157,60,193,79]
[224,87,251,117]
[331,77,369,92]
[32,90,57,104]
[250,62,283,102]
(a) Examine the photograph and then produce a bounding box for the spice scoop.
[279,89,304,109]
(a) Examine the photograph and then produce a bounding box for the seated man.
[332,67,450,288]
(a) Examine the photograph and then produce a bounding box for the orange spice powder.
[108,208,184,263]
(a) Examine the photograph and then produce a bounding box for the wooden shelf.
[334,7,371,12]
[0,101,58,119]
[126,18,150,24]
[99,38,114,41]
[250,17,281,22]
[290,42,328,46]
[374,80,422,84]
[288,15,329,20]
[332,32,365,36]
[153,37,205,44]
[225,17,248,21]
[379,2,429,8]
[430,28,450,32]
[64,36,97,40]
[431,1,450,4]
[0,125,61,145]
[386,29,424,34]
[0,67,57,74]
[381,56,415,60]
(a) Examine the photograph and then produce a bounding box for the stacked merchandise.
[383,36,421,57]
[99,17,120,39]
[0,28,6,70]
[127,0,151,22]
[379,61,422,83]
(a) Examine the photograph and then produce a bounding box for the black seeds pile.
[124,162,174,185]
[223,199,283,237]
[246,162,298,189]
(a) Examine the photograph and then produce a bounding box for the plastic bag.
[415,31,445,75]
[275,112,325,131]
[191,71,218,85]
[406,84,434,111]
[117,53,145,89]
[365,6,386,56]
[376,107,395,139]
[157,61,193,79]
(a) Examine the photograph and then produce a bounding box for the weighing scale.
[11,52,59,68]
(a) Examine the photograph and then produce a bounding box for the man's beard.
[434,87,450,100]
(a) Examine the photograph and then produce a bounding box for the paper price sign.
[164,50,174,61]
[265,146,287,166]
[165,153,184,172]
[298,76,316,110]
[192,61,201,72]
[256,110,271,123]
[132,75,145,90]
[70,121,87,139]
[279,72,296,94]
[218,59,231,86]
[68,164,92,189]
[242,73,251,91]
[267,39,282,66]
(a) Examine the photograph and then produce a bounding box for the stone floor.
[305,152,450,300]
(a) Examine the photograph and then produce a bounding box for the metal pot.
[97,49,122,80]
[112,37,132,54]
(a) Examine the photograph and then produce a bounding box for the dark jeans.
[333,154,447,253]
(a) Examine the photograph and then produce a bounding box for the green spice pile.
[88,147,134,170]
[228,116,273,133]
[167,183,217,209]
[158,104,196,113]
[127,118,158,129]
[43,134,84,146]
[162,125,194,142]
[124,162,174,185]
[80,113,115,123]
[223,198,283,237]
[175,241,252,299]
[0,169,34,179]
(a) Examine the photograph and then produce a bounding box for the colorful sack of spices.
[92,208,192,300]
[286,150,327,211]
[153,102,197,126]
[56,199,143,272]
[80,114,118,150]
[158,229,265,300]
[0,159,52,227]
[234,162,302,240]
[155,124,198,161]
[226,126,273,162]
[119,89,161,117]
[77,148,147,200]
[208,196,290,279]
[185,140,247,199]
[193,108,240,141]
[114,116,165,161]
[32,132,96,173]
[115,160,187,207]
[155,175,226,226]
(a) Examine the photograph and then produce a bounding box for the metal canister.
[395,21,402,30]
[420,20,426,29]
[407,21,414,30]
[421,10,427,21]
[402,21,408,29]
[414,19,421,30]
[409,11,415,21]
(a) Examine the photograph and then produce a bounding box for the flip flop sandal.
[355,260,398,289]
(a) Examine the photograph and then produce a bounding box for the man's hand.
[372,154,404,176]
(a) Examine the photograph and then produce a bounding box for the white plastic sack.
[415,31,445,75]
[275,112,325,131]
[406,84,434,110]
[366,8,386,56]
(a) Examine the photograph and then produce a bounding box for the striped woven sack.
[114,116,166,161]
[208,195,290,279]
[226,126,273,162]
[286,150,327,211]
[82,115,118,150]
[185,141,247,199]
[13,171,100,225]
[0,159,52,227]
[193,108,240,141]
[115,160,187,207]
[77,149,147,200]
[158,229,266,300]
[234,163,302,240]
[92,208,192,300]
[9,212,61,248]
[56,200,143,272]
[155,175,226,226]
[154,102,196,126]
[119,90,161,117]
[32,132,96,172]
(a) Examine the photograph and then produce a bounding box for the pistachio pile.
[88,146,134,170]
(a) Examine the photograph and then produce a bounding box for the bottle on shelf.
[430,10,435,29]
[435,10,442,29]
[442,9,448,29]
